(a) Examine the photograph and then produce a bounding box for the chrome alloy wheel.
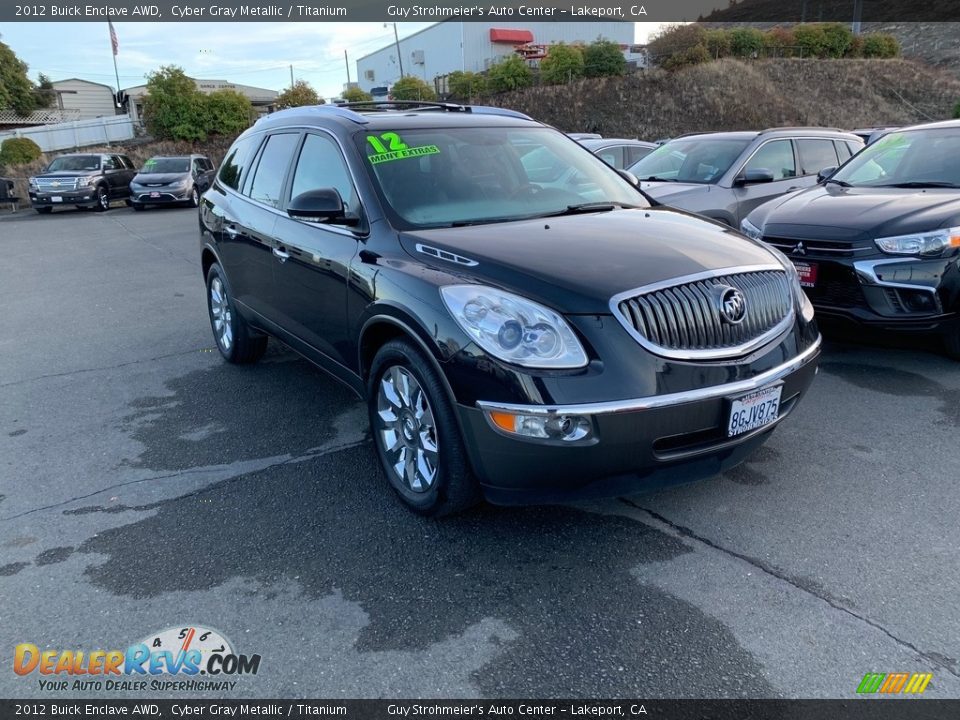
[209,276,233,352]
[98,187,109,210]
[376,366,439,492]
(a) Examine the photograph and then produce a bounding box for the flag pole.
[108,21,121,109]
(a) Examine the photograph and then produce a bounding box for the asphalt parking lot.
[1,204,959,700]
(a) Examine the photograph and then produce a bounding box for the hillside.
[489,58,960,139]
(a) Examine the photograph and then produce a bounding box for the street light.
[384,22,404,78]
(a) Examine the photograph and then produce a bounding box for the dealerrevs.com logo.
[14,625,261,692]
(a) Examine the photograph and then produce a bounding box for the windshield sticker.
[368,145,440,165]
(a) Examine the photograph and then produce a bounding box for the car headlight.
[875,227,960,257]
[76,177,93,187]
[440,285,588,369]
[740,217,763,241]
[28,177,37,190]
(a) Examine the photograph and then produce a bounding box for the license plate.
[793,261,817,288]
[727,385,782,437]
[150,192,160,198]
[51,196,63,202]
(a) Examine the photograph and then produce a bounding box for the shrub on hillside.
[583,39,626,77]
[729,27,766,58]
[663,43,711,70]
[486,56,533,93]
[863,33,900,58]
[0,137,42,166]
[820,23,854,57]
[763,27,797,57]
[540,43,585,85]
[648,24,707,65]
[705,29,732,59]
[793,24,829,58]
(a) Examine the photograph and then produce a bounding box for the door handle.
[272,247,290,262]
[224,225,240,238]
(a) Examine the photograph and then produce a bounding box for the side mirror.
[287,188,357,225]
[735,168,775,186]
[617,169,640,186]
[817,166,838,183]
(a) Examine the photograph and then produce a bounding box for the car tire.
[944,333,960,361]
[368,339,481,517]
[35,207,52,214]
[94,185,110,212]
[205,263,268,364]
[189,186,200,208]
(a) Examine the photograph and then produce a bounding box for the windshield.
[45,155,100,172]
[628,137,752,183]
[358,127,648,229]
[830,127,960,188]
[141,158,190,173]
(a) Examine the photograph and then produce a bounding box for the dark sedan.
[200,102,820,515]
[742,120,960,358]
[130,155,215,210]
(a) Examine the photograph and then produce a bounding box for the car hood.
[753,184,960,243]
[132,172,188,184]
[398,208,778,314]
[639,181,714,206]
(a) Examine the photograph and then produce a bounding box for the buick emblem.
[792,241,806,256]
[718,286,747,324]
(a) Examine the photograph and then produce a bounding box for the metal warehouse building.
[356,21,635,94]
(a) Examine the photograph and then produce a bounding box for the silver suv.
[627,128,863,227]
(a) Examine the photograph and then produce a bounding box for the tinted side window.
[218,136,259,191]
[596,146,624,169]
[626,145,653,166]
[247,133,299,208]
[834,140,852,162]
[289,134,358,212]
[745,140,796,180]
[796,139,839,175]
[102,156,117,170]
[119,155,134,169]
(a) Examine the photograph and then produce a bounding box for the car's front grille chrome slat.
[612,267,795,360]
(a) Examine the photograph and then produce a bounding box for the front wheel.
[94,185,110,212]
[205,263,268,364]
[368,340,481,516]
[189,186,200,208]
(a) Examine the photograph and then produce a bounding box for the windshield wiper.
[639,175,678,182]
[825,178,853,187]
[884,181,959,188]
[542,202,645,218]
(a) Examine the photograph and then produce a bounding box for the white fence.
[0,114,135,152]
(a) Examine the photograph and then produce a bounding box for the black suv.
[742,120,960,358]
[29,152,136,213]
[200,102,821,515]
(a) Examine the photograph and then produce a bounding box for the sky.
[1,22,667,99]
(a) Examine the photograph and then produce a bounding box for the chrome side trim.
[477,336,821,418]
[853,258,938,295]
[609,264,796,361]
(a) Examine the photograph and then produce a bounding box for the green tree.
[486,56,533,93]
[0,40,38,116]
[205,90,253,136]
[447,71,486,100]
[648,24,706,66]
[705,29,733,59]
[342,86,373,102]
[275,79,323,109]
[583,39,626,77]
[390,75,437,101]
[729,27,766,57]
[820,23,853,57]
[141,66,207,141]
[0,137,42,166]
[33,73,56,109]
[540,43,585,85]
[793,24,828,58]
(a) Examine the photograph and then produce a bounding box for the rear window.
[218,136,260,192]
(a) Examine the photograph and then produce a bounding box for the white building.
[50,79,118,120]
[356,21,635,94]
[123,79,279,125]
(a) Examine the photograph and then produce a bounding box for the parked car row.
[28,153,215,214]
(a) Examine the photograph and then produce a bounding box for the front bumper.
[459,337,821,504]
[29,190,97,207]
[131,188,191,205]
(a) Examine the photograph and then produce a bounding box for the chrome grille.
[612,268,794,359]
[35,177,79,191]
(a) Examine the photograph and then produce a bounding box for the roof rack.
[759,126,847,134]
[339,100,533,121]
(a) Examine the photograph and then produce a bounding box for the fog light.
[487,411,593,442]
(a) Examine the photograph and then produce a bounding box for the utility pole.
[852,0,863,34]
[385,22,404,78]
[289,64,294,87]
[344,50,351,84]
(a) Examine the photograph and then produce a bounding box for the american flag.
[108,21,119,56]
